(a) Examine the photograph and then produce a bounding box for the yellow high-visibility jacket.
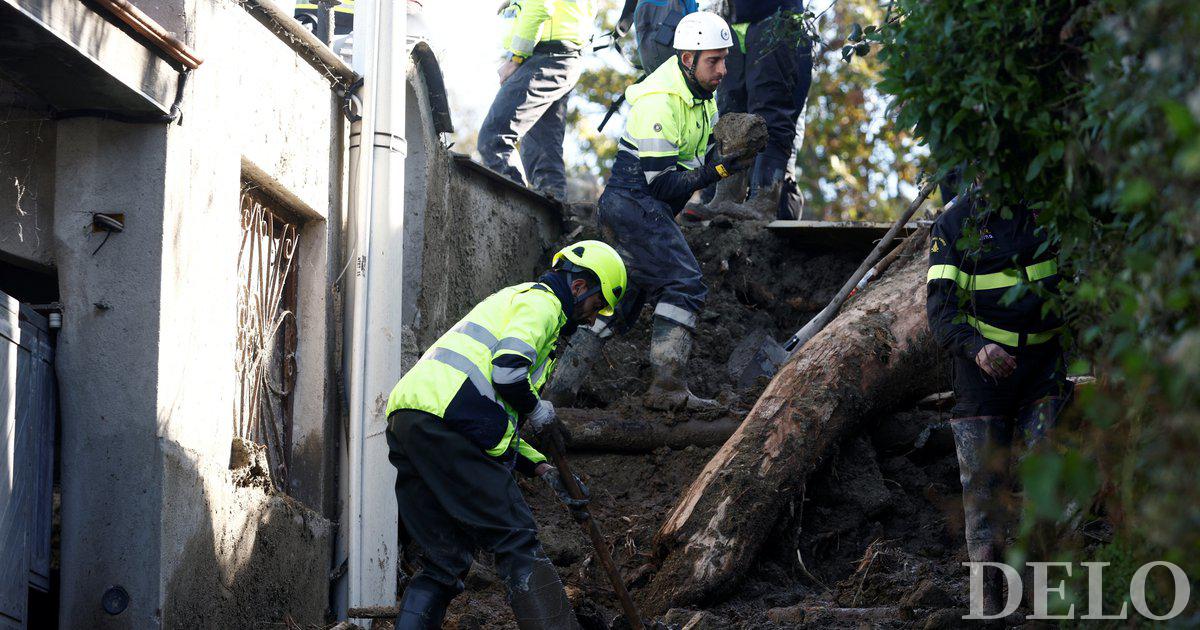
[386,282,567,473]
[502,0,597,57]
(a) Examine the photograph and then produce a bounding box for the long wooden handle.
[782,180,937,354]
[544,433,646,630]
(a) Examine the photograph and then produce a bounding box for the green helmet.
[551,240,628,317]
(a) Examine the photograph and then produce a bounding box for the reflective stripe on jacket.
[925,197,1064,356]
[502,0,598,57]
[613,59,718,187]
[385,282,564,466]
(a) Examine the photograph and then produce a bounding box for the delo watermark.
[964,561,1192,620]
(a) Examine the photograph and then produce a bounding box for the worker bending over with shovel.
[926,190,1071,616]
[548,12,762,411]
[384,241,627,629]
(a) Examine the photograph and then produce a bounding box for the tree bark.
[644,234,946,611]
[557,409,741,453]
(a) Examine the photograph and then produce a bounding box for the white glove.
[526,399,556,434]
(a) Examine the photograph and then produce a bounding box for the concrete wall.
[0,79,56,271]
[400,50,564,350]
[40,0,343,626]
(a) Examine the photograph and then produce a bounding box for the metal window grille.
[234,187,299,492]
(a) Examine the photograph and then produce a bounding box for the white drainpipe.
[345,0,406,614]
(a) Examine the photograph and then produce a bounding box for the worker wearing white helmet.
[547,12,763,412]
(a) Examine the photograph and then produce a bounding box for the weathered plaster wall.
[151,0,340,625]
[0,79,56,270]
[46,0,341,626]
[53,116,169,629]
[400,57,564,350]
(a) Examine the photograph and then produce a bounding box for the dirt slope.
[421,219,975,629]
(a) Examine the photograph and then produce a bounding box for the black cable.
[341,76,364,123]
[52,69,192,124]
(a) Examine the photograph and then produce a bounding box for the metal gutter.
[92,0,203,69]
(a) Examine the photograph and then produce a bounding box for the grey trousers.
[478,45,583,200]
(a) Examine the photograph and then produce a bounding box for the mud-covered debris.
[899,578,956,609]
[711,112,768,157]
[229,436,272,491]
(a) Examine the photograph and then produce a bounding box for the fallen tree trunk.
[558,409,741,453]
[645,232,947,611]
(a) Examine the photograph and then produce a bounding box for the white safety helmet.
[672,11,733,51]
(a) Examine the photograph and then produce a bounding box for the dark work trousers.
[386,409,547,600]
[596,185,707,333]
[477,43,583,200]
[745,14,812,218]
[949,344,1071,561]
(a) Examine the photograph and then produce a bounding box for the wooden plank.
[766,219,918,248]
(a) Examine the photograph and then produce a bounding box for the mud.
[394,222,980,629]
[712,113,769,158]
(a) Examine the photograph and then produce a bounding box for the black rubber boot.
[394,580,451,630]
[509,559,581,630]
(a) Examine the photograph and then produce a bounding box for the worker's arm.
[623,94,722,200]
[492,291,557,398]
[491,290,561,475]
[508,0,549,57]
[615,0,637,36]
[514,438,548,477]
[925,218,989,360]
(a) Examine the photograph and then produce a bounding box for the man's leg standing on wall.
[477,46,582,190]
[519,92,569,200]
[745,13,813,218]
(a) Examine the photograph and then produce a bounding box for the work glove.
[525,399,557,434]
[540,465,590,522]
[718,147,760,175]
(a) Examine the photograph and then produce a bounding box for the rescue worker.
[385,241,627,629]
[715,0,812,219]
[926,189,1071,615]
[547,12,762,411]
[477,0,598,201]
[630,0,697,74]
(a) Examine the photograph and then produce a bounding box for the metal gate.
[0,291,54,630]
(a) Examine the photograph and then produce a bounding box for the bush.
[868,0,1200,616]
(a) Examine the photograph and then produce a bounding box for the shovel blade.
[727,328,789,388]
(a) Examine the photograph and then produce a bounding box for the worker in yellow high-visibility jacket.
[548,13,762,412]
[477,0,598,200]
[385,241,626,629]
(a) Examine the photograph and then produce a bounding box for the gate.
[0,291,55,629]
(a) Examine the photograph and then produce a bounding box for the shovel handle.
[543,432,646,630]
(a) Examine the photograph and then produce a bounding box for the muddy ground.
[381,217,982,629]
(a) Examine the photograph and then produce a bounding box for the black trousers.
[386,409,547,598]
[948,344,1071,559]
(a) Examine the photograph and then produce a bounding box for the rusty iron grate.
[234,187,299,492]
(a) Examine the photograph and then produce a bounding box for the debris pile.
[417,219,982,629]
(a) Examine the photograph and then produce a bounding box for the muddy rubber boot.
[509,559,581,630]
[544,328,605,407]
[643,317,718,411]
[394,580,451,630]
[742,180,783,220]
[682,170,752,221]
[966,540,1008,618]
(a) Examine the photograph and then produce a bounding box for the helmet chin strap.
[677,54,714,100]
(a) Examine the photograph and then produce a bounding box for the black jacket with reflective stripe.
[926,197,1063,359]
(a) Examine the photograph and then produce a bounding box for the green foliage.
[874,0,1200,614]
[791,0,931,220]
